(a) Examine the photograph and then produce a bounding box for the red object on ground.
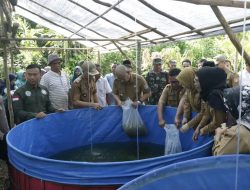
[9,165,119,190]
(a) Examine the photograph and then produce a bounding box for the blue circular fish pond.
[118,154,250,190]
[7,106,213,189]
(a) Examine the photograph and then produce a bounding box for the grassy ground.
[0,160,9,190]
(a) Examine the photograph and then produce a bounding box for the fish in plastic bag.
[122,99,147,137]
[164,124,182,155]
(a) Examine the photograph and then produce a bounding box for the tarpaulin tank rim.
[7,106,213,186]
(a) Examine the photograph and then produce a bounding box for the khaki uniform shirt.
[12,83,55,123]
[200,105,226,134]
[158,84,184,107]
[225,68,239,88]
[72,75,97,108]
[113,73,150,101]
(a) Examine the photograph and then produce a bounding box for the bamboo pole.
[3,44,14,128]
[211,6,250,66]
[173,0,250,9]
[136,41,142,75]
[0,37,140,42]
[112,41,130,61]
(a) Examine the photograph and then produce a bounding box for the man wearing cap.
[214,55,239,88]
[13,64,57,124]
[113,65,151,107]
[71,61,101,109]
[40,54,70,110]
[146,58,168,105]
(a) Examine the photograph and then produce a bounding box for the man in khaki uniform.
[113,65,151,107]
[214,55,239,87]
[157,68,184,127]
[72,61,101,109]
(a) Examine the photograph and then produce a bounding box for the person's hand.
[56,108,65,113]
[214,127,227,141]
[93,103,102,110]
[117,100,123,107]
[182,117,188,125]
[36,112,47,119]
[174,116,181,128]
[192,127,200,141]
[158,119,165,128]
[179,123,190,133]
[131,101,140,108]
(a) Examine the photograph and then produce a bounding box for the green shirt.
[13,83,55,123]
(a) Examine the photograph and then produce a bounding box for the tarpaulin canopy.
[15,0,250,52]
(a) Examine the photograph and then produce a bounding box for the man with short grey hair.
[40,54,70,110]
[214,55,239,87]
[113,65,151,108]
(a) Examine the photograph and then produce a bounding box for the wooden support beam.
[16,5,108,49]
[174,0,250,9]
[93,0,175,41]
[69,0,125,38]
[0,37,140,42]
[138,0,204,36]
[29,0,125,47]
[68,0,148,41]
[211,6,250,66]
[0,47,93,51]
[112,41,130,60]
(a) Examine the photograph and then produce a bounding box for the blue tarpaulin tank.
[7,106,213,189]
[118,155,250,190]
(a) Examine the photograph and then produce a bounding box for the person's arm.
[157,86,168,127]
[45,90,56,113]
[12,91,37,122]
[175,96,185,127]
[200,108,226,135]
[181,101,205,132]
[72,83,100,109]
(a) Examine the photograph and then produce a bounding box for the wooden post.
[10,50,14,73]
[3,44,15,128]
[97,51,101,65]
[136,41,142,75]
[211,6,250,66]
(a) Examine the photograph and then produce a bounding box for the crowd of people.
[0,53,250,161]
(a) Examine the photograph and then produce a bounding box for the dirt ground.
[0,160,9,190]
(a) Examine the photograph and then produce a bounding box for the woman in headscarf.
[15,70,26,88]
[213,85,250,155]
[192,67,227,139]
[175,67,201,128]
[71,66,83,84]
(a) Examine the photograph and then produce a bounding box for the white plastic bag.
[164,124,182,155]
[122,99,147,137]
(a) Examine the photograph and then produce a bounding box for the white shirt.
[238,69,250,86]
[104,73,115,89]
[96,76,112,107]
[40,70,70,110]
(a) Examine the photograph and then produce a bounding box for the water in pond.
[50,142,164,162]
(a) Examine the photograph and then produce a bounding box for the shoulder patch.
[12,95,20,101]
[25,91,31,97]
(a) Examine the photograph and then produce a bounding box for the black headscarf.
[224,85,250,127]
[196,67,227,111]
